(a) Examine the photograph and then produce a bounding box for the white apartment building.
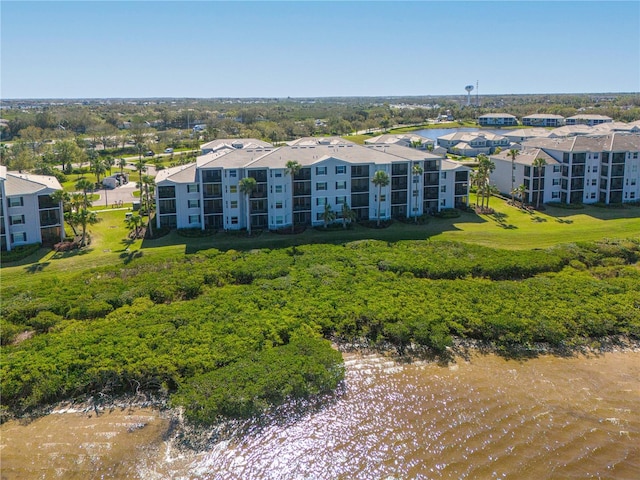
[565,114,613,126]
[437,131,510,156]
[521,114,565,127]
[155,137,471,231]
[489,132,640,206]
[0,166,64,251]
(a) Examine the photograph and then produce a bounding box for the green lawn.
[2,197,639,289]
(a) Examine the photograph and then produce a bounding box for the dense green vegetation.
[2,239,639,424]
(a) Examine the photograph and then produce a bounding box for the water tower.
[465,85,474,106]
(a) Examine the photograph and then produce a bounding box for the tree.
[90,155,107,184]
[140,175,155,237]
[134,158,147,199]
[508,149,519,205]
[532,157,547,209]
[125,214,145,239]
[321,203,335,228]
[476,154,495,209]
[486,184,499,209]
[239,176,257,236]
[341,203,357,229]
[285,160,302,233]
[118,157,127,174]
[512,184,527,208]
[412,163,423,222]
[372,170,390,227]
[75,178,94,208]
[74,208,98,247]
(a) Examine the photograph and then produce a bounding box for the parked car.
[145,150,155,157]
[164,147,174,153]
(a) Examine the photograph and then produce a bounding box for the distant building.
[437,131,510,156]
[0,166,65,251]
[565,114,613,126]
[364,133,435,150]
[521,114,565,127]
[478,113,518,127]
[155,137,471,231]
[200,138,273,155]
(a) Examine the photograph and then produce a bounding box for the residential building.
[494,132,640,205]
[437,131,510,156]
[478,113,518,127]
[364,133,435,150]
[521,114,565,127]
[565,114,613,126]
[200,138,273,155]
[155,137,471,231]
[0,166,64,251]
[502,128,552,144]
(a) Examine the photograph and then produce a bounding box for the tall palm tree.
[239,177,257,236]
[321,203,335,228]
[118,157,127,174]
[134,158,147,200]
[75,178,94,208]
[372,170,390,227]
[341,203,356,229]
[516,184,527,208]
[476,154,495,209]
[125,214,145,239]
[532,157,547,209]
[508,148,519,205]
[285,160,302,233]
[140,175,155,237]
[412,163,423,222]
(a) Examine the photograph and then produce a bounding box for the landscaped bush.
[1,243,41,263]
[435,208,461,218]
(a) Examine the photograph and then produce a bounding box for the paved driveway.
[94,182,138,208]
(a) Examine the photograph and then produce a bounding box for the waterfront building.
[489,132,640,205]
[0,166,64,251]
[478,113,518,127]
[521,114,565,127]
[436,131,510,156]
[565,114,613,126]
[155,137,471,231]
[364,133,435,150]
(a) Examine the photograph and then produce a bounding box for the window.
[441,172,447,179]
[229,185,237,193]
[413,190,419,197]
[231,217,238,225]
[10,215,25,225]
[440,199,446,206]
[275,201,283,209]
[591,179,597,186]
[229,170,237,178]
[158,186,176,198]
[276,215,284,225]
[316,212,324,221]
[413,176,420,183]
[552,192,560,199]
[631,192,636,199]
[553,165,561,173]
[633,153,638,159]
[188,199,200,208]
[592,166,598,173]
[590,193,596,199]
[275,185,283,193]
[553,178,560,186]
[336,196,347,205]
[187,184,199,193]
[9,197,23,208]
[230,200,238,208]
[10,232,26,243]
[316,197,327,206]
[335,165,346,174]
[316,182,327,191]
[335,181,347,190]
[440,185,446,193]
[274,171,282,177]
[380,194,386,201]
[189,215,200,224]
[316,166,327,175]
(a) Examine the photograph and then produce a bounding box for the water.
[2,351,639,479]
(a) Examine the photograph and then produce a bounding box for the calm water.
[2,351,639,479]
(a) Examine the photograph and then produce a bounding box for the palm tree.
[486,184,499,209]
[341,203,357,229]
[75,178,94,208]
[372,170,390,227]
[321,203,335,228]
[508,148,519,205]
[285,160,302,233]
[134,158,147,199]
[118,157,127,174]
[125,214,145,239]
[412,163,423,222]
[75,208,98,247]
[90,155,107,184]
[476,154,495,209]
[516,184,527,208]
[532,157,547,209]
[140,175,155,237]
[239,177,257,236]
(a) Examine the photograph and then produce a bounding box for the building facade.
[437,131,510,156]
[478,114,518,127]
[565,115,613,126]
[522,114,565,127]
[155,138,471,231]
[489,133,640,206]
[0,167,64,251]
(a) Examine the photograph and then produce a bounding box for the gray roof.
[524,132,640,152]
[479,113,517,119]
[364,133,434,146]
[155,163,198,184]
[200,138,273,151]
[522,114,565,120]
[3,171,62,196]
[365,144,443,161]
[491,148,558,166]
[567,114,613,121]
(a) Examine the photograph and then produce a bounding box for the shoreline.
[6,335,639,428]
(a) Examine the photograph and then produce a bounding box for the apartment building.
[364,133,435,150]
[437,131,510,156]
[155,137,471,231]
[565,114,613,126]
[522,114,565,127]
[478,113,518,127]
[489,132,640,206]
[0,166,64,251]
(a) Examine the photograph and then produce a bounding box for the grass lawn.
[2,196,639,288]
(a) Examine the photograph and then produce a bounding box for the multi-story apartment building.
[0,166,64,251]
[155,137,471,231]
[521,114,565,127]
[489,132,640,205]
[364,133,435,150]
[478,113,518,127]
[565,114,613,126]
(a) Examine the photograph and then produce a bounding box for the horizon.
[2,1,639,99]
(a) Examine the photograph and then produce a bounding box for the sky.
[2,1,639,99]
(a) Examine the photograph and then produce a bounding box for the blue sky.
[2,1,639,98]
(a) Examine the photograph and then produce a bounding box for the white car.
[164,148,174,153]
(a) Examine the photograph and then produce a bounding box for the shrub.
[435,208,461,218]
[1,243,42,263]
